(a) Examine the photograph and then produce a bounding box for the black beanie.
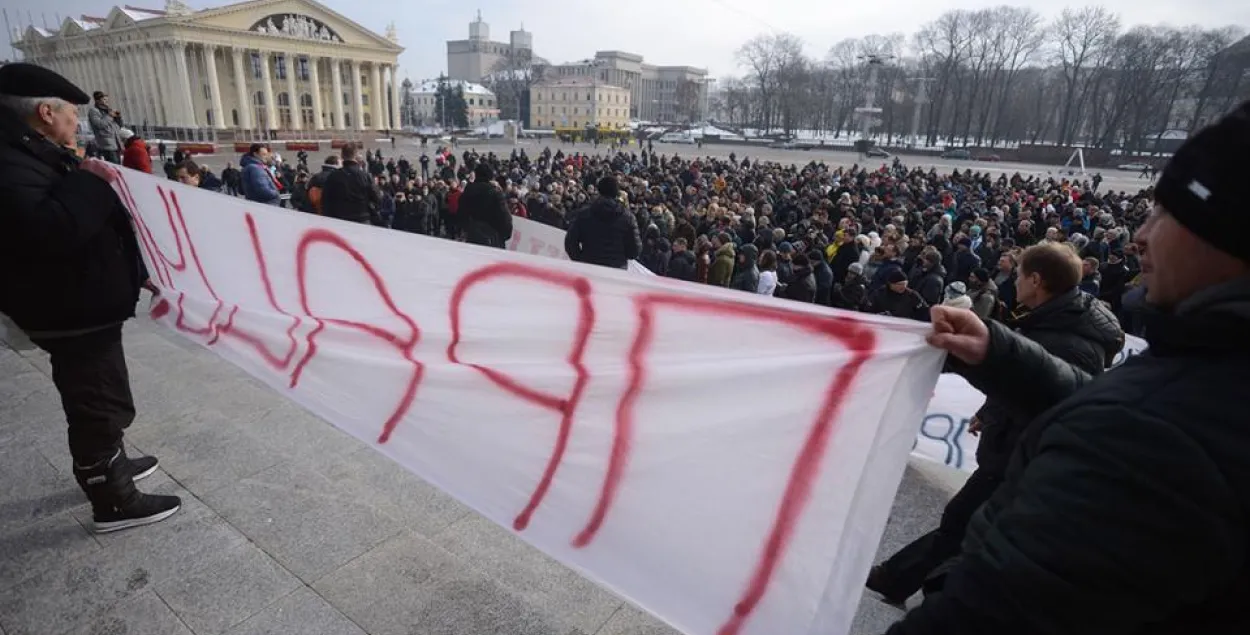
[1155,101,1250,262]
[597,175,620,199]
[474,163,494,182]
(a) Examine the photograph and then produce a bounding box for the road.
[189,137,1156,195]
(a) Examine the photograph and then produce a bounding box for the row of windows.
[249,90,370,108]
[532,120,628,129]
[533,91,625,103]
[412,96,495,107]
[533,106,625,117]
[247,53,378,86]
[238,100,371,128]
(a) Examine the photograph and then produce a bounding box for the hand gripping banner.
[108,166,944,635]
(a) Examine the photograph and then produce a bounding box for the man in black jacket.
[304,155,338,214]
[889,101,1250,635]
[0,64,180,533]
[565,176,641,269]
[321,143,380,225]
[459,163,512,248]
[869,241,1123,605]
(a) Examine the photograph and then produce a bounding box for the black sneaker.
[74,450,181,534]
[93,492,182,534]
[127,455,159,482]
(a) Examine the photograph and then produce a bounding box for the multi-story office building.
[540,51,708,123]
[445,12,534,83]
[529,76,631,131]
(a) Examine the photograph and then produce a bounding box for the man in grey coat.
[87,91,124,163]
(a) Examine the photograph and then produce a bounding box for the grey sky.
[5,0,1247,81]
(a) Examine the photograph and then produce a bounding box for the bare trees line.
[716,6,1247,151]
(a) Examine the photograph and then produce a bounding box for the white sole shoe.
[92,503,181,534]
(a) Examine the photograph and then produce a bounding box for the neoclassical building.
[12,0,404,132]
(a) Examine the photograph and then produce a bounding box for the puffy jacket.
[0,110,145,333]
[667,250,697,282]
[87,105,123,152]
[865,286,927,320]
[121,138,152,174]
[460,180,512,248]
[890,277,1250,635]
[910,263,947,307]
[239,153,280,205]
[708,243,735,286]
[565,197,641,269]
[321,160,380,225]
[973,288,1124,473]
[784,265,817,303]
[731,244,760,292]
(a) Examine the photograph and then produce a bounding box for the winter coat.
[865,286,928,321]
[667,250,697,282]
[834,275,868,311]
[890,277,1250,635]
[1079,271,1102,296]
[869,258,905,293]
[973,288,1124,474]
[322,160,380,225]
[639,237,672,276]
[784,265,817,303]
[910,263,947,307]
[0,110,146,333]
[460,180,513,248]
[829,240,861,283]
[121,138,152,174]
[757,270,778,296]
[812,257,834,306]
[968,279,1000,320]
[565,197,641,269]
[87,105,123,152]
[240,153,280,205]
[708,243,735,287]
[732,244,761,293]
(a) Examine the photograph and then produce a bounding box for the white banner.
[912,334,1149,472]
[105,166,944,635]
[507,213,655,275]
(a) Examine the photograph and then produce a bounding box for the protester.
[460,163,512,248]
[87,90,124,164]
[667,237,697,282]
[221,161,241,196]
[565,176,641,269]
[866,269,927,319]
[239,143,280,206]
[732,243,761,293]
[708,232,736,286]
[322,143,380,225]
[121,133,152,174]
[0,63,180,533]
[757,249,779,296]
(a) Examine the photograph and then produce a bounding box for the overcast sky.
[5,0,1247,81]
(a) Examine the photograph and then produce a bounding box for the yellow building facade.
[529,76,630,131]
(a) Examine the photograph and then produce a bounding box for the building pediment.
[180,0,400,51]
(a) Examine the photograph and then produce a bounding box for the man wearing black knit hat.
[460,162,511,248]
[888,101,1250,634]
[565,175,641,270]
[0,64,180,533]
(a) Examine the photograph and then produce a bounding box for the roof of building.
[411,79,494,96]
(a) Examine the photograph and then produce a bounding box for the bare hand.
[968,416,983,436]
[927,305,990,365]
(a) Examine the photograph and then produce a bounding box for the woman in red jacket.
[121,135,152,174]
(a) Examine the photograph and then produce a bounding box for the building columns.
[330,58,345,130]
[122,48,148,126]
[141,44,167,126]
[350,60,364,130]
[369,62,383,131]
[284,53,301,131]
[204,45,226,130]
[390,65,402,130]
[309,56,324,131]
[232,48,253,129]
[173,43,196,128]
[259,51,278,131]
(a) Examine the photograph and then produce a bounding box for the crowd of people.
[180,137,1155,338]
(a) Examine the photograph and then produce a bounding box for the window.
[299,94,314,127]
[363,113,372,127]
[340,66,350,83]
[362,94,369,106]
[297,56,309,81]
[252,92,267,128]
[250,53,263,79]
[344,112,352,127]
[202,85,210,100]
[277,92,292,128]
[562,92,567,101]
[342,92,350,106]
[469,98,475,106]
[232,109,239,126]
[206,110,213,126]
[275,55,287,81]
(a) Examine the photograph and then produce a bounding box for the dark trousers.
[99,150,121,164]
[873,467,1003,599]
[33,325,134,467]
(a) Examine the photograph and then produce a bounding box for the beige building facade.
[445,12,535,83]
[529,77,630,131]
[12,0,404,132]
[541,51,708,123]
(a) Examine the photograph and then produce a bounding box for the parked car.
[864,147,891,158]
[940,148,972,160]
[1118,162,1151,171]
[659,132,696,144]
[974,153,1001,161]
